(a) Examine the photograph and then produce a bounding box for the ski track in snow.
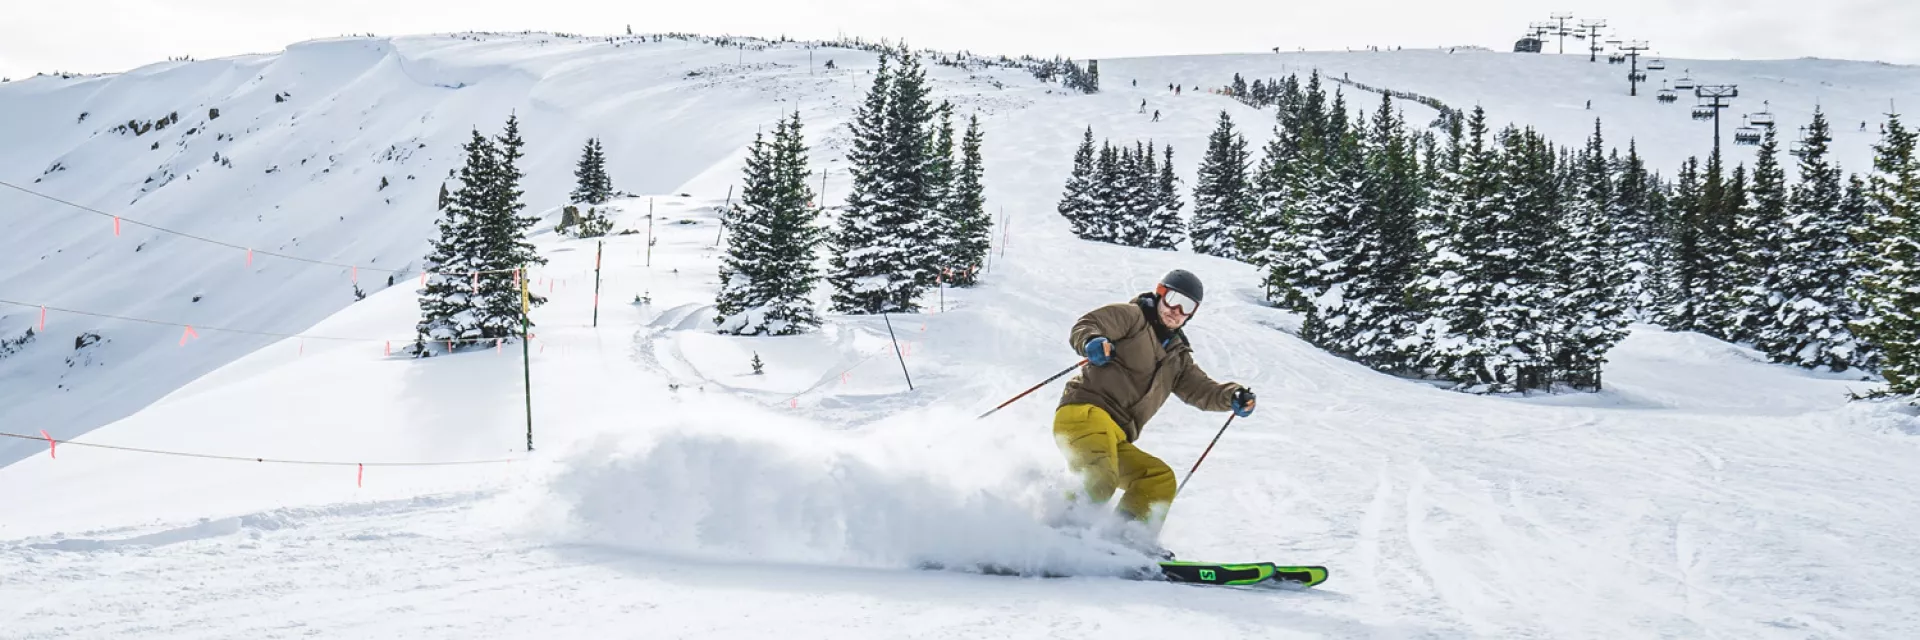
[4,32,1920,638]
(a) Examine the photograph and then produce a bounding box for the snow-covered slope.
[4,33,1920,638]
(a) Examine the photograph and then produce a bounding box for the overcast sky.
[3,0,1915,80]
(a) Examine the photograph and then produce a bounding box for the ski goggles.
[1156,285,1198,316]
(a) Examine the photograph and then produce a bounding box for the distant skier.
[1053,270,1255,555]
[1140,98,1148,113]
[1152,110,1161,122]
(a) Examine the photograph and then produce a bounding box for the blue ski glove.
[1231,386,1257,417]
[1084,337,1113,366]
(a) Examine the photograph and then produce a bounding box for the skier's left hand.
[1231,386,1256,418]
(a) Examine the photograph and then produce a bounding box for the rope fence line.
[2,179,521,276]
[0,431,521,467]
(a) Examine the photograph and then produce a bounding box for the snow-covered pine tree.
[1661,156,1707,329]
[1707,163,1753,341]
[1407,111,1468,378]
[570,137,613,205]
[833,49,906,311]
[470,114,547,341]
[1058,126,1098,239]
[1768,108,1866,370]
[884,47,940,296]
[1611,141,1660,317]
[1190,111,1253,257]
[1261,73,1332,312]
[1851,112,1920,393]
[1148,144,1186,250]
[716,112,825,335]
[944,114,990,285]
[1300,89,1369,351]
[925,102,957,268]
[1319,92,1422,369]
[1116,142,1153,247]
[1736,127,1792,353]
[1087,141,1122,243]
[1248,74,1312,298]
[1556,120,1630,390]
[1842,174,1879,371]
[1478,126,1563,391]
[414,128,494,354]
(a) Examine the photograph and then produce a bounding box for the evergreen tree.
[1148,144,1186,250]
[415,128,495,353]
[1611,141,1660,316]
[1407,111,1468,378]
[716,113,825,335]
[944,114,991,285]
[1248,74,1311,295]
[469,114,547,340]
[829,45,940,314]
[1317,93,1422,367]
[1190,111,1253,257]
[1852,113,1920,393]
[1119,143,1155,247]
[830,49,907,313]
[570,137,613,205]
[1737,127,1792,353]
[1662,156,1707,329]
[1769,108,1866,370]
[925,103,957,261]
[1708,164,1755,341]
[1300,90,1370,351]
[1557,120,1630,389]
[1058,126,1098,239]
[1263,74,1334,312]
[885,47,940,294]
[1087,141,1123,243]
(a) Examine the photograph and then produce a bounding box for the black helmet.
[1158,269,1204,304]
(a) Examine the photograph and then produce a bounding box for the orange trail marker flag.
[40,430,55,459]
[179,325,199,346]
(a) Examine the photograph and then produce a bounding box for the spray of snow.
[529,407,1159,577]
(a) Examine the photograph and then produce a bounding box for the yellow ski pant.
[1053,403,1175,522]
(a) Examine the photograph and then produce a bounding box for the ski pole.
[976,359,1087,420]
[1176,413,1236,496]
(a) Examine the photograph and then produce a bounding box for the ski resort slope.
[3,33,1920,639]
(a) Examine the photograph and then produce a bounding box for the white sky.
[2,0,1916,80]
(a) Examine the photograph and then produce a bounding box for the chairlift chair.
[1674,73,1696,90]
[1692,104,1716,121]
[1608,53,1626,64]
[1658,87,1678,103]
[1733,116,1762,145]
[1749,100,1776,127]
[1630,71,1647,83]
[1647,58,1667,71]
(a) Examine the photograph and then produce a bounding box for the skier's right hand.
[1085,337,1113,366]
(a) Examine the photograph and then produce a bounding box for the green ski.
[1157,561,1329,587]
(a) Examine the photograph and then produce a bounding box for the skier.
[1139,98,1148,113]
[1053,270,1256,555]
[1152,110,1161,122]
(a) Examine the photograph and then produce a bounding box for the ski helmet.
[1157,269,1204,309]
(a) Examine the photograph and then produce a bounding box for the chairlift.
[1749,100,1775,127]
[1692,104,1716,121]
[1790,126,1812,157]
[1674,72,1696,90]
[1657,82,1678,103]
[1608,53,1626,64]
[1630,71,1647,83]
[1647,58,1667,71]
[1734,124,1762,146]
